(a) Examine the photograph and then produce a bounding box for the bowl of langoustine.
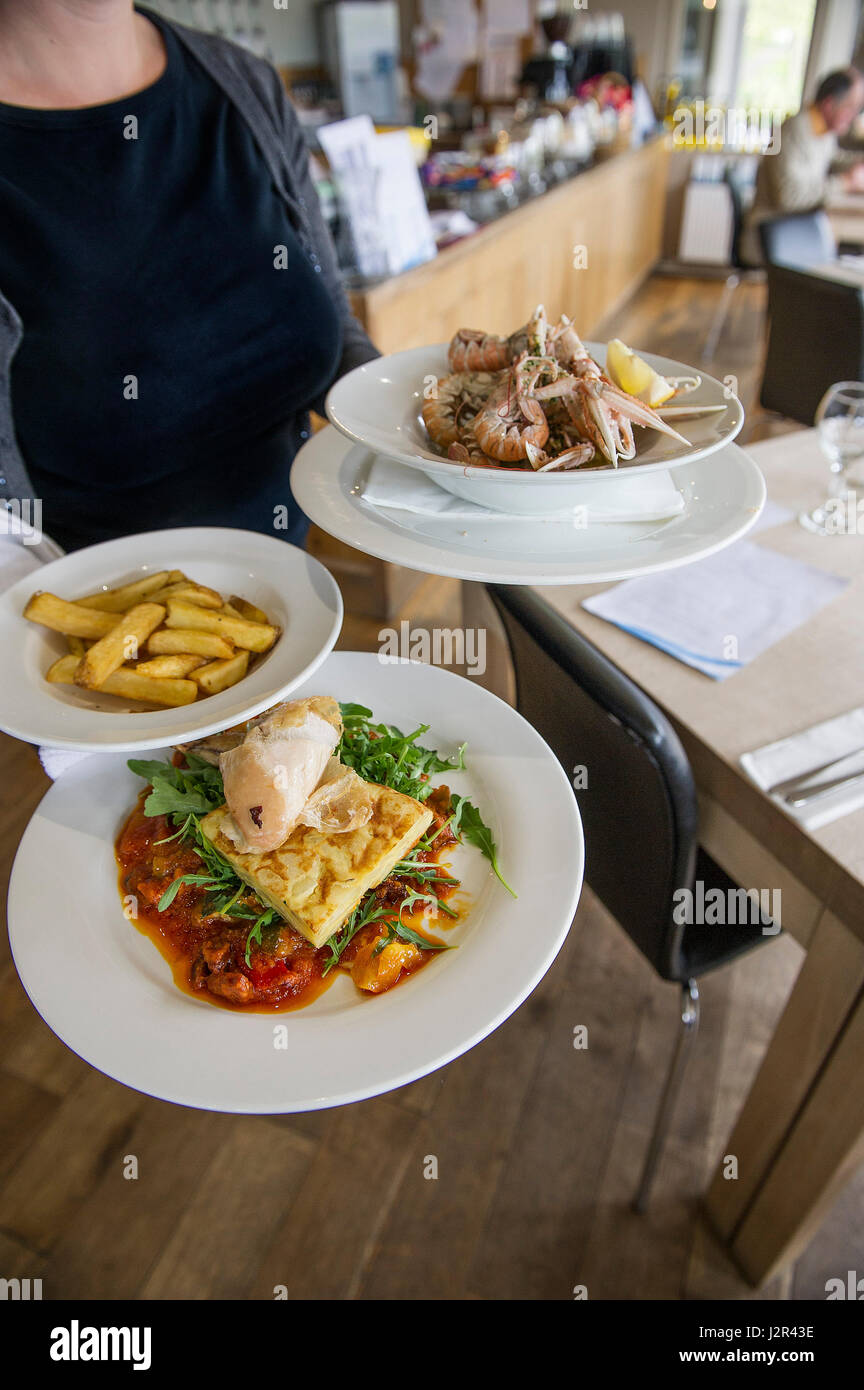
[325,306,744,516]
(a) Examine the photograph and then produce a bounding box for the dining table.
[826,184,864,249]
[464,427,864,1286]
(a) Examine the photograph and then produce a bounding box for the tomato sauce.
[115,782,459,1013]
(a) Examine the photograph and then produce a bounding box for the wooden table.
[471,429,864,1285]
[806,257,864,288]
[826,187,864,247]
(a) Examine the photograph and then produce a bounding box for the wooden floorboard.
[1,272,859,1299]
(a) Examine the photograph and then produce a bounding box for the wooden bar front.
[350,136,670,355]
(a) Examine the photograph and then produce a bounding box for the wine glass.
[799,382,864,534]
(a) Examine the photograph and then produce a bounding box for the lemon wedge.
[606,338,675,407]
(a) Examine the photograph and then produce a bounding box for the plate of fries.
[0,527,343,751]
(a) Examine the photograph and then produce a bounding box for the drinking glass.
[799,382,864,534]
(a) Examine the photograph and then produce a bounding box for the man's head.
[814,67,864,134]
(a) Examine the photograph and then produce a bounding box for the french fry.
[37,567,274,706]
[192,650,250,695]
[24,592,120,639]
[50,652,108,679]
[46,654,83,683]
[147,628,235,659]
[73,602,166,691]
[88,667,199,708]
[164,599,278,653]
[228,594,269,625]
[46,653,197,707]
[134,654,206,679]
[74,570,183,612]
[147,582,223,609]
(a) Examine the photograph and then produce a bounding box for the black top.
[0,13,342,550]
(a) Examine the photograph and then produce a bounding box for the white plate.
[0,527,343,752]
[325,342,744,515]
[7,652,584,1113]
[291,428,766,585]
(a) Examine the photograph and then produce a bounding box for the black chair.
[702,167,763,363]
[758,208,837,268]
[760,263,864,423]
[486,585,776,1209]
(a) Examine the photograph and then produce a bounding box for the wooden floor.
[597,267,799,450]
[2,275,861,1300]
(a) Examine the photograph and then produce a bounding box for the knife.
[786,766,864,808]
[767,746,864,798]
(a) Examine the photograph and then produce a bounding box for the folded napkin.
[361,456,686,523]
[741,706,864,829]
[582,513,846,680]
[38,745,93,780]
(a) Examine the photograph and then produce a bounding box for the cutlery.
[766,746,864,798]
[786,767,864,808]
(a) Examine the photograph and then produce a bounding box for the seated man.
[741,67,864,264]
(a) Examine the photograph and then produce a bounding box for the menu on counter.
[318,116,437,278]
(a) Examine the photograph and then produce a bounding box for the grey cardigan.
[0,12,379,504]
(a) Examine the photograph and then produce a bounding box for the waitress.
[0,0,378,552]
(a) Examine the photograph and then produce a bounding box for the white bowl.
[326,343,744,516]
[0,527,343,751]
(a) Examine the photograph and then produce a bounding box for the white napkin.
[0,518,91,780]
[741,706,864,829]
[582,518,846,680]
[38,745,94,780]
[361,456,686,523]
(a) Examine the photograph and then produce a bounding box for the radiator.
[678,181,734,264]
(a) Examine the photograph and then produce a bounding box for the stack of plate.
[291,343,766,585]
[1,532,583,1112]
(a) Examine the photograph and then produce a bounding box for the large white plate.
[325,343,744,509]
[0,527,343,752]
[7,653,583,1113]
[291,428,766,585]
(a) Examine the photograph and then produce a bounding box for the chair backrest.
[724,167,745,268]
[759,209,837,268]
[486,585,698,981]
[761,264,864,423]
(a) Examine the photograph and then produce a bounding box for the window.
[734,0,818,115]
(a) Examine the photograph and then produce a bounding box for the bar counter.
[348,135,671,354]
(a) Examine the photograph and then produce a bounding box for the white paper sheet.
[318,116,388,278]
[319,117,436,277]
[372,130,437,274]
[415,0,479,98]
[482,0,533,38]
[480,35,522,98]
